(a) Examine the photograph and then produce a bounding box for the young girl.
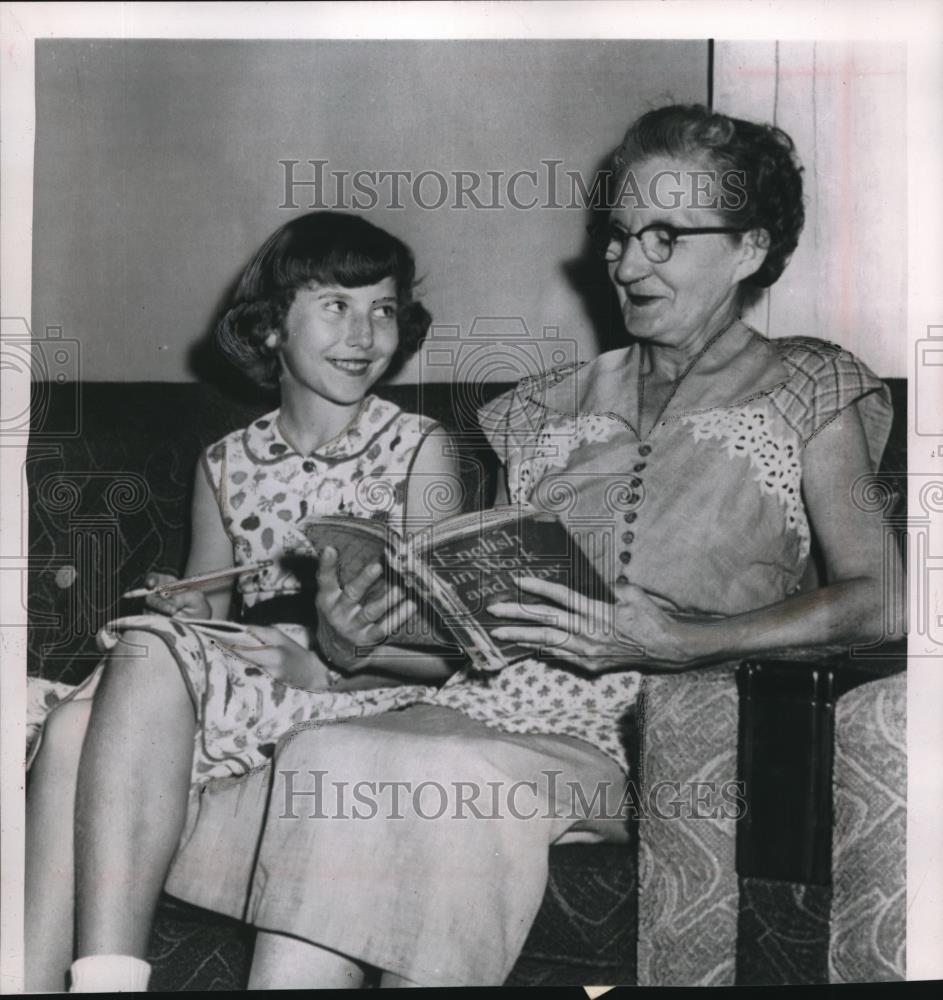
[25,212,462,992]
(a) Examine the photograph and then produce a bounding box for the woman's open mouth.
[627,293,661,308]
[327,358,371,375]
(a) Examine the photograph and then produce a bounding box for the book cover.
[301,507,613,671]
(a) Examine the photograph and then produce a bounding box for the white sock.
[69,955,152,993]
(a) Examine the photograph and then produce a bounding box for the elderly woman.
[145,104,900,988]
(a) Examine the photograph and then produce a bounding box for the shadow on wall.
[559,150,632,357]
[186,267,270,404]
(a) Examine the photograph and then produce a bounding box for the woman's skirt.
[164,704,631,987]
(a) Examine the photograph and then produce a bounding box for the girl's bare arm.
[144,460,235,620]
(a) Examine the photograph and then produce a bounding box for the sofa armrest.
[635,665,740,986]
[829,670,906,982]
[636,656,906,987]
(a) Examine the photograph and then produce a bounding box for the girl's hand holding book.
[142,573,214,619]
[314,546,418,671]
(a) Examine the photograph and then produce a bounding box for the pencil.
[121,559,274,599]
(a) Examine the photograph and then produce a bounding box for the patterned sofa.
[26,379,906,987]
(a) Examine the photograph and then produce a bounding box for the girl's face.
[278,276,400,406]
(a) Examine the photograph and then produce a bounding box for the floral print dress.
[28,396,444,784]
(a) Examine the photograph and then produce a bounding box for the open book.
[301,506,613,673]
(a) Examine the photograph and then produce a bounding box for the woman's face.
[607,156,765,348]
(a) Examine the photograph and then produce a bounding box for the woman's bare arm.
[681,403,902,662]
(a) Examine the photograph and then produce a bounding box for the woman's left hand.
[215,625,332,691]
[488,576,700,673]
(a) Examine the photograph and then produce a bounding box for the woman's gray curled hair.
[611,104,805,289]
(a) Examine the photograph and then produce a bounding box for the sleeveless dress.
[164,326,894,987]
[26,395,443,784]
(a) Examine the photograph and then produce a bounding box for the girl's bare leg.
[248,931,368,989]
[74,630,196,958]
[24,699,92,992]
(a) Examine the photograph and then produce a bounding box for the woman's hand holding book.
[488,575,702,673]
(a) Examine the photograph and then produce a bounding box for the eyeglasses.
[587,220,749,264]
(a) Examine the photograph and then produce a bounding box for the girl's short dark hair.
[610,103,805,290]
[217,212,431,389]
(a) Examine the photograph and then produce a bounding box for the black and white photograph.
[1,1,941,992]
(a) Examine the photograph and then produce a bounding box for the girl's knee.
[113,627,171,662]
[93,634,193,723]
[106,629,184,688]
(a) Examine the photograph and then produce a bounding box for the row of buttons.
[616,445,651,584]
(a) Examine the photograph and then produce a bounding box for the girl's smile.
[327,358,372,375]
